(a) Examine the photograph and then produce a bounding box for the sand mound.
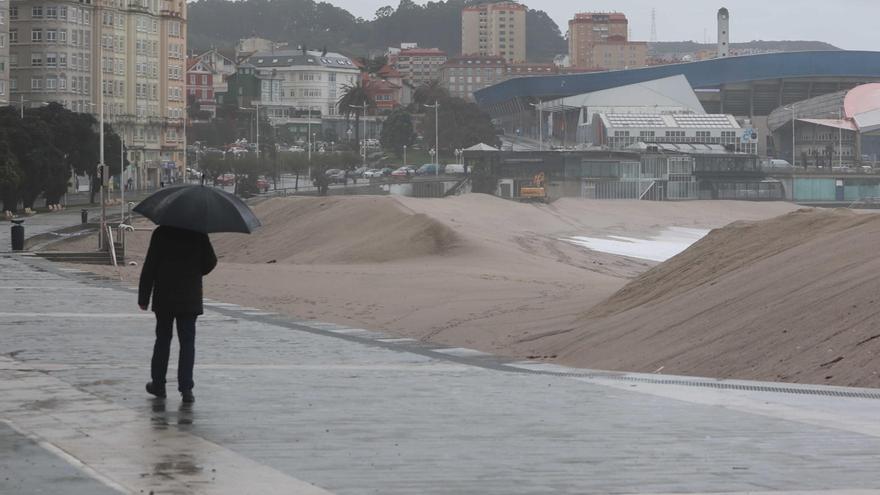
[531,208,880,388]
[211,196,459,264]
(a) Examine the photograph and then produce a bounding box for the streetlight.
[424,100,440,176]
[349,103,368,167]
[783,104,796,168]
[403,145,407,167]
[529,101,543,151]
[17,95,49,119]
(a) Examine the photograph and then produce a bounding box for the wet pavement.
[3,253,880,494]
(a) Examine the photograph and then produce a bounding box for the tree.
[337,80,373,149]
[0,132,23,212]
[413,80,449,108]
[419,96,500,159]
[380,109,415,152]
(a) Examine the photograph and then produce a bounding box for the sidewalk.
[3,254,880,494]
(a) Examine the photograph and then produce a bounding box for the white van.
[763,159,793,169]
[444,163,466,174]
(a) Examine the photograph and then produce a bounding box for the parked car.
[325,169,347,184]
[364,168,384,178]
[216,173,235,186]
[351,166,369,178]
[380,167,393,176]
[288,145,305,152]
[391,166,415,177]
[416,163,439,175]
[444,163,466,174]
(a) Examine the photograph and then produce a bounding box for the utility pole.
[349,102,368,167]
[98,41,106,250]
[425,100,440,175]
[255,102,260,159]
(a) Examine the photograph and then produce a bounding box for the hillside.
[187,0,566,62]
[529,208,880,388]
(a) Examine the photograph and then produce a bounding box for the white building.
[595,112,756,154]
[247,49,360,125]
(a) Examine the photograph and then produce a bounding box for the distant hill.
[650,40,840,56]
[186,0,567,62]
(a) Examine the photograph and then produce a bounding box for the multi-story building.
[441,55,506,101]
[247,49,360,131]
[461,2,526,64]
[0,0,8,104]
[568,13,647,71]
[186,56,214,119]
[388,46,446,86]
[9,0,186,187]
[441,56,558,101]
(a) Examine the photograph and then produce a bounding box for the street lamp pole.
[425,100,440,176]
[99,41,106,250]
[403,145,407,167]
[784,104,796,168]
[529,102,542,151]
[255,102,260,160]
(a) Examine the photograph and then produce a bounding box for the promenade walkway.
[2,253,880,494]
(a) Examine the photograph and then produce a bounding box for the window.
[31,77,42,89]
[59,30,67,43]
[46,77,57,89]
[9,54,17,67]
[201,89,209,99]
[32,6,43,18]
[58,53,67,67]
[10,78,16,90]
[59,6,67,19]
[201,75,207,84]
[31,53,43,66]
[47,29,57,42]
[46,53,57,66]
[46,6,57,18]
[59,77,66,90]
[169,21,180,36]
[9,6,17,19]
[31,29,42,42]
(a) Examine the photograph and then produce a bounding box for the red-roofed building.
[569,13,647,71]
[186,58,216,120]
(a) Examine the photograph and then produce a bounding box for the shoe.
[181,391,195,403]
[146,382,166,398]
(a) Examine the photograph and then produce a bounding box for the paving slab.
[3,254,880,494]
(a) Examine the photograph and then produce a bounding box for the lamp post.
[349,103,368,167]
[424,100,440,176]
[529,101,543,151]
[784,104,796,168]
[403,145,407,167]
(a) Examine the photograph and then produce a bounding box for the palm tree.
[337,80,373,149]
[413,80,449,108]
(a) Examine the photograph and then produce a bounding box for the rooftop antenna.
[650,8,658,43]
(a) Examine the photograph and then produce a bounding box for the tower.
[650,8,658,43]
[717,7,730,58]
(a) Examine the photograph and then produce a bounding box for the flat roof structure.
[475,51,880,118]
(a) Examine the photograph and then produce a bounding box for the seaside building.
[568,13,647,71]
[461,1,526,64]
[8,0,187,187]
[441,55,558,101]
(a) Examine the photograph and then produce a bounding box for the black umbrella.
[132,185,261,234]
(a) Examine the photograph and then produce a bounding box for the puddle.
[564,227,709,262]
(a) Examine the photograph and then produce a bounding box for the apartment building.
[461,2,526,64]
[9,0,186,187]
[441,55,558,101]
[388,47,446,86]
[568,13,647,71]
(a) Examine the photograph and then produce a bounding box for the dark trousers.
[150,314,198,392]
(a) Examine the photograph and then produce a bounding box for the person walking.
[138,225,217,403]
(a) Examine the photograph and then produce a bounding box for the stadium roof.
[475,51,880,114]
[538,75,704,114]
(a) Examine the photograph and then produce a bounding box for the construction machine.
[518,172,547,203]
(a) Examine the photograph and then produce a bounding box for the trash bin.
[81,209,88,224]
[10,219,24,251]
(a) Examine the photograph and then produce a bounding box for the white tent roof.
[463,143,500,152]
[538,75,705,115]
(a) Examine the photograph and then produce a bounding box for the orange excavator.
[519,172,547,203]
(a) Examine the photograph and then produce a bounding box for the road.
[2,252,880,494]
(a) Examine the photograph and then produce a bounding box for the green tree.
[419,96,500,160]
[413,79,449,108]
[0,133,23,212]
[380,109,415,152]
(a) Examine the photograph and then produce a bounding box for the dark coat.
[138,226,217,315]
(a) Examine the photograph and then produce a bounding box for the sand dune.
[530,208,880,388]
[54,194,805,376]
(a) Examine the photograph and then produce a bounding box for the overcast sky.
[329,0,878,51]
